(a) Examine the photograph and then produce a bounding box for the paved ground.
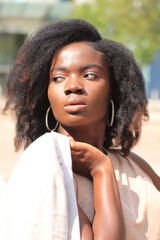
[0,97,160,198]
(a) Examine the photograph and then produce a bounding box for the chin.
[60,119,91,129]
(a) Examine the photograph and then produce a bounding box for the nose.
[64,76,85,95]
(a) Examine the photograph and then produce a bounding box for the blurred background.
[0,0,160,197]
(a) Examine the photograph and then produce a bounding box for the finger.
[68,136,76,148]
[70,139,88,152]
[67,135,91,152]
[71,149,85,159]
[67,136,79,150]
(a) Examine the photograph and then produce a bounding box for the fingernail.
[66,134,70,137]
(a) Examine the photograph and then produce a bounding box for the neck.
[58,123,106,152]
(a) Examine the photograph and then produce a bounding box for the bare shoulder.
[130,152,160,191]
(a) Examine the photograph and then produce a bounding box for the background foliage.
[72,0,160,66]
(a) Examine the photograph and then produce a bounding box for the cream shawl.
[0,132,80,240]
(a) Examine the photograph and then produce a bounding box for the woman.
[1,19,160,240]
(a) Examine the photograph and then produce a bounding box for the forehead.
[51,42,105,66]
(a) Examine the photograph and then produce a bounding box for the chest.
[74,174,94,223]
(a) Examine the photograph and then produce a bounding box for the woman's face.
[48,42,110,130]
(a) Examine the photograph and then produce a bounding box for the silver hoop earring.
[107,100,114,127]
[45,106,59,131]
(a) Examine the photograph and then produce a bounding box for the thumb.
[68,136,76,149]
[69,138,88,152]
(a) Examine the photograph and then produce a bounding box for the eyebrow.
[50,67,66,73]
[50,64,103,73]
[80,64,103,71]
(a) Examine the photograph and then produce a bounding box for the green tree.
[72,0,160,65]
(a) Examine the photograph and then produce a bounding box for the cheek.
[47,85,58,109]
[91,85,109,105]
[47,84,65,120]
[47,85,52,102]
[48,84,60,103]
[91,87,109,116]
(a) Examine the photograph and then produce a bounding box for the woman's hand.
[70,137,109,178]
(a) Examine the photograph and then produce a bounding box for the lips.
[64,98,86,113]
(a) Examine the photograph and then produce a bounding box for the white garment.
[0,132,160,240]
[0,132,80,240]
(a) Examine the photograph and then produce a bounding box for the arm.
[91,159,125,240]
[70,139,126,240]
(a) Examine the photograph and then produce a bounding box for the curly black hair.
[4,19,149,155]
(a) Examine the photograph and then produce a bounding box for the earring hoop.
[45,106,59,131]
[107,100,114,127]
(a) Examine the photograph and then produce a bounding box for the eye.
[51,75,65,82]
[84,72,98,80]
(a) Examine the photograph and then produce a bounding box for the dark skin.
[48,42,125,239]
[48,42,160,239]
[48,42,110,151]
